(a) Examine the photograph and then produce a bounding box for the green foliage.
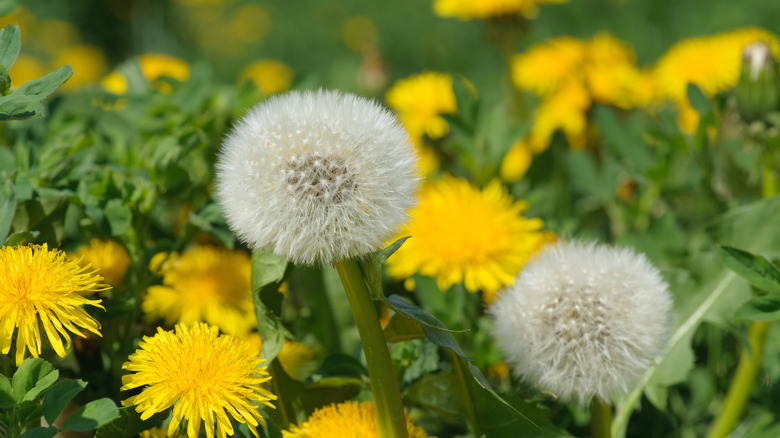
[0,359,118,438]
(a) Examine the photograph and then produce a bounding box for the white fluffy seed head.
[489,240,673,405]
[215,89,420,266]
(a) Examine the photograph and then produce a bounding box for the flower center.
[543,290,611,350]
[283,153,357,204]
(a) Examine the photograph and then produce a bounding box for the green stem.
[335,258,408,438]
[591,397,612,438]
[451,352,480,437]
[705,320,769,438]
[762,148,777,198]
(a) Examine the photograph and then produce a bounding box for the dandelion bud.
[736,41,780,122]
[489,241,673,405]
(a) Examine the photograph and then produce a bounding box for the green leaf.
[104,199,132,237]
[0,1,19,17]
[360,236,409,301]
[0,374,15,408]
[382,313,425,343]
[16,400,43,429]
[42,379,87,425]
[15,65,72,101]
[719,246,780,293]
[60,398,119,431]
[734,294,780,321]
[0,92,44,121]
[94,407,168,438]
[4,230,39,247]
[0,178,15,242]
[0,24,21,72]
[251,249,291,364]
[12,358,58,402]
[18,427,58,438]
[385,294,466,334]
[687,83,711,115]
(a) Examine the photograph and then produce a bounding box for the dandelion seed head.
[216,89,419,266]
[490,241,673,405]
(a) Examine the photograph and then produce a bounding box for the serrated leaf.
[60,398,119,431]
[0,24,21,71]
[18,427,58,438]
[12,358,58,402]
[385,294,466,334]
[94,407,168,438]
[734,294,780,321]
[361,237,409,301]
[42,379,87,425]
[720,246,780,293]
[15,65,72,101]
[0,92,44,121]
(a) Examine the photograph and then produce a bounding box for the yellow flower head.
[528,78,591,152]
[385,71,457,140]
[433,0,566,20]
[584,33,641,108]
[122,323,276,438]
[143,246,255,336]
[0,244,106,365]
[102,53,190,95]
[54,44,109,90]
[385,176,553,302]
[74,239,130,287]
[282,401,431,438]
[239,59,294,95]
[511,36,587,96]
[654,27,780,102]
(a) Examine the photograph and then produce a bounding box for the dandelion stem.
[705,320,769,438]
[335,258,408,438]
[591,396,612,438]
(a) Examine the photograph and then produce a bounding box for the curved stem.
[705,320,769,438]
[335,258,408,438]
[591,397,612,438]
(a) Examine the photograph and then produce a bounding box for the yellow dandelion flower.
[283,401,431,438]
[583,33,641,108]
[102,53,190,95]
[140,427,186,438]
[54,44,109,90]
[528,78,591,152]
[230,4,270,44]
[500,139,532,183]
[239,59,294,95]
[74,239,130,287]
[385,176,553,302]
[385,71,457,140]
[511,36,587,96]
[245,334,318,381]
[433,0,566,20]
[0,244,106,366]
[143,246,255,337]
[122,323,276,438]
[342,16,378,52]
[654,27,780,102]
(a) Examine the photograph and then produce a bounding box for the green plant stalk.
[591,396,612,438]
[335,258,408,438]
[762,149,777,198]
[705,320,769,438]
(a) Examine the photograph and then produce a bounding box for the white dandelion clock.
[489,241,673,405]
[216,90,419,265]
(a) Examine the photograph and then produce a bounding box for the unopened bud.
[736,41,780,122]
